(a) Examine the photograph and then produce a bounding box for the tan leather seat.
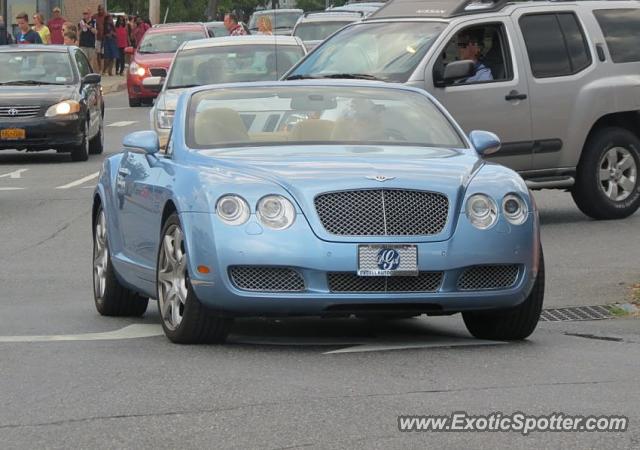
[194,108,249,145]
[290,119,335,141]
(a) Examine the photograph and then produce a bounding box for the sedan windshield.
[187,86,464,149]
[167,45,305,88]
[288,22,445,82]
[138,31,205,54]
[0,51,75,85]
[249,12,302,30]
[294,21,355,41]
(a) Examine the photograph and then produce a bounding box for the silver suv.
[285,0,640,219]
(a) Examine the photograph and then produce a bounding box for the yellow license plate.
[1,128,26,140]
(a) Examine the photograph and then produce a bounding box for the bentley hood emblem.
[366,175,396,182]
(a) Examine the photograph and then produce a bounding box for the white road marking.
[56,172,99,189]
[323,338,505,354]
[0,187,25,191]
[0,324,163,343]
[0,168,28,179]
[107,121,138,127]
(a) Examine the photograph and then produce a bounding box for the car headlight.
[466,194,498,230]
[216,195,250,225]
[129,62,146,77]
[45,100,80,118]
[156,109,174,129]
[502,193,528,225]
[257,195,296,230]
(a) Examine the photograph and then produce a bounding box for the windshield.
[207,24,229,37]
[249,11,302,30]
[167,45,305,88]
[0,51,75,85]
[294,21,354,41]
[289,21,445,82]
[138,31,205,54]
[187,86,464,149]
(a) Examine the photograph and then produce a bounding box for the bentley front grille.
[314,189,448,236]
[457,265,520,291]
[229,266,305,292]
[328,272,443,293]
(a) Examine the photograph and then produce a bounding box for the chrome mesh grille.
[0,106,40,118]
[150,68,167,77]
[314,189,448,236]
[457,265,519,291]
[229,266,305,292]
[328,272,443,293]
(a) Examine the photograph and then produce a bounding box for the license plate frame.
[1,128,26,140]
[357,244,418,277]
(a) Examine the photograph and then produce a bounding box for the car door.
[513,8,595,172]
[425,18,534,172]
[74,49,101,136]
[116,150,164,272]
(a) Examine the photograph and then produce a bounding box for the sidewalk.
[101,74,127,95]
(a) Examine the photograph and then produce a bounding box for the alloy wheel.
[598,146,638,202]
[158,224,188,331]
[93,210,108,300]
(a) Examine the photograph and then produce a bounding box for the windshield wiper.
[0,80,62,85]
[284,74,318,80]
[320,73,383,81]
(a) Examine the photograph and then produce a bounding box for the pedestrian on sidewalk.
[102,15,118,76]
[33,13,51,44]
[132,16,149,47]
[63,30,78,46]
[93,4,110,74]
[15,12,42,44]
[79,9,97,68]
[115,16,128,75]
[47,7,65,45]
[224,13,247,36]
[0,16,14,45]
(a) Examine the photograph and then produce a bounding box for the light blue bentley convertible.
[92,81,544,344]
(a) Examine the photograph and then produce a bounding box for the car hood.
[196,145,481,242]
[155,88,186,111]
[134,52,174,67]
[0,84,77,106]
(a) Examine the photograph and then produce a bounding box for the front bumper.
[0,116,83,151]
[127,74,159,100]
[181,211,540,317]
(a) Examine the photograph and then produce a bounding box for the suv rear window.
[519,13,591,78]
[593,9,640,63]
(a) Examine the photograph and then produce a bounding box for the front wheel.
[157,213,233,344]
[463,250,545,341]
[70,121,89,162]
[89,118,104,154]
[572,127,640,219]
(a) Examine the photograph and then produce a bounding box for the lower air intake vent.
[328,272,443,293]
[229,266,305,292]
[457,265,519,291]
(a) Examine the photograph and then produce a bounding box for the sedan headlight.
[216,195,250,225]
[257,195,296,230]
[156,109,174,129]
[129,62,146,77]
[466,194,498,230]
[502,193,528,225]
[45,100,80,118]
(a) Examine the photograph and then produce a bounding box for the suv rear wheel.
[572,127,640,219]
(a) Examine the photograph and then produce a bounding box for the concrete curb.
[102,80,127,95]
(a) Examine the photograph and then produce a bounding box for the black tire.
[129,96,141,107]
[70,121,89,162]
[572,127,640,220]
[93,205,149,317]
[463,250,545,341]
[89,118,104,155]
[157,213,233,344]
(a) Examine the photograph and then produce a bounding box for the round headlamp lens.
[216,195,250,225]
[466,194,497,229]
[502,194,528,225]
[257,195,295,230]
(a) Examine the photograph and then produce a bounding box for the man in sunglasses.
[456,30,492,83]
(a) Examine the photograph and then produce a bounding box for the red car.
[126,23,210,107]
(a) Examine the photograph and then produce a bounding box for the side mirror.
[469,130,501,156]
[142,76,164,92]
[82,73,101,85]
[434,60,475,87]
[125,46,135,55]
[123,130,160,155]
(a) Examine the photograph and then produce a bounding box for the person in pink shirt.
[114,16,128,75]
[47,7,65,45]
[132,16,149,47]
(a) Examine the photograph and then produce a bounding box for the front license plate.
[357,245,418,277]
[1,128,26,140]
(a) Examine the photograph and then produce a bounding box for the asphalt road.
[0,90,638,449]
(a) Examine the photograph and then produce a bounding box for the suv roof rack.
[369,0,514,19]
[303,10,365,17]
